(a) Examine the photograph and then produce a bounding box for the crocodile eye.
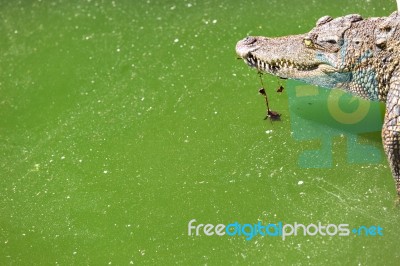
[304,39,313,47]
[326,39,337,44]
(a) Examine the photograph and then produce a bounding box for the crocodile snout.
[235,36,261,59]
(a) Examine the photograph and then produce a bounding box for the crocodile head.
[236,14,383,92]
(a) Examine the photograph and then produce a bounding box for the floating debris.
[258,73,281,122]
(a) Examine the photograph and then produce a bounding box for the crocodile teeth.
[245,56,316,72]
[246,57,256,66]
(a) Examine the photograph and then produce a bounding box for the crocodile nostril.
[244,36,257,45]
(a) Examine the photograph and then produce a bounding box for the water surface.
[1,0,399,264]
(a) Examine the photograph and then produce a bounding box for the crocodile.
[236,11,400,196]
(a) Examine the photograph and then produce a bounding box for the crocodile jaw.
[241,52,335,78]
[235,36,338,83]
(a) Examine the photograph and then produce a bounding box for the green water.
[1,0,399,264]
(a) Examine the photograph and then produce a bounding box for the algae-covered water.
[1,0,400,264]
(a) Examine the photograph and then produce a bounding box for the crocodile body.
[236,11,400,196]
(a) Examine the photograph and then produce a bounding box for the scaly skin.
[236,12,400,196]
